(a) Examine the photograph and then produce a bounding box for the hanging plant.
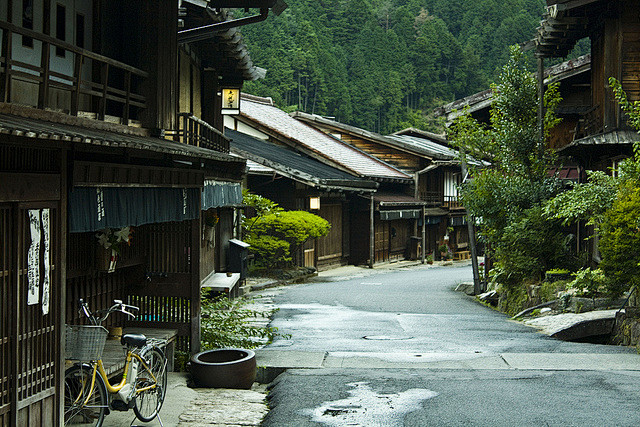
[96,226,133,255]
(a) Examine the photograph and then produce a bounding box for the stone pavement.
[104,373,269,426]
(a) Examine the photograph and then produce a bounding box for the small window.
[55,4,66,57]
[75,13,85,49]
[22,0,34,48]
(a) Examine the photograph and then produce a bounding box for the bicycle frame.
[75,349,158,407]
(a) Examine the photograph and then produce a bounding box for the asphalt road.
[260,263,640,426]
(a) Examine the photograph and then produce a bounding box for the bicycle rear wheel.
[133,346,167,422]
[64,364,108,426]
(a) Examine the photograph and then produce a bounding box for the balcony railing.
[419,191,464,209]
[573,104,603,140]
[443,195,463,209]
[168,113,230,153]
[421,191,443,206]
[0,21,147,125]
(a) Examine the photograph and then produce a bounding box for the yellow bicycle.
[64,299,167,426]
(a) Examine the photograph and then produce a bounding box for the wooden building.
[294,112,481,259]
[533,0,640,170]
[0,1,278,424]
[225,95,419,267]
[226,128,378,270]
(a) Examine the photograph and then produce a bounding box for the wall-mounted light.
[309,196,320,210]
[221,88,240,115]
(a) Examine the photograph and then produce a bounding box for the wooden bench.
[201,271,242,298]
[100,327,179,376]
[453,251,470,260]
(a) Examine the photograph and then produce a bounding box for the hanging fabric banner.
[27,209,41,305]
[41,209,51,315]
[68,187,200,233]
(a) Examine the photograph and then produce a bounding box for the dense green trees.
[240,0,548,134]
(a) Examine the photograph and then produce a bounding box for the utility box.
[228,239,250,279]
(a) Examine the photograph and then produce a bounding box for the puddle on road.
[304,382,438,426]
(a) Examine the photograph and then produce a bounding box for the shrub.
[599,183,640,297]
[200,295,284,350]
[242,192,330,268]
[568,268,608,298]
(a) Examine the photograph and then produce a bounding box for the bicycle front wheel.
[64,364,108,427]
[133,346,167,422]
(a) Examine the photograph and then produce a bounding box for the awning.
[69,187,200,232]
[202,181,243,209]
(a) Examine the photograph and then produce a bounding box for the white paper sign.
[27,210,41,305]
[41,209,50,315]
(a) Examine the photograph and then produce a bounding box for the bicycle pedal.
[110,399,132,412]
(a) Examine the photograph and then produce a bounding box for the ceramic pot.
[190,349,256,389]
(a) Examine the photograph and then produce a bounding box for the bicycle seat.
[121,333,147,348]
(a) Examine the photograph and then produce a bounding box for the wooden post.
[190,214,202,354]
[421,205,426,264]
[58,150,68,423]
[38,41,51,109]
[1,30,12,103]
[99,63,109,121]
[71,53,83,116]
[460,152,481,294]
[369,196,374,269]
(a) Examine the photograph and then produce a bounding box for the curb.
[247,272,319,292]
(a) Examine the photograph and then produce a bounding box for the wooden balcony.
[573,105,604,140]
[419,191,464,209]
[421,191,443,206]
[167,113,230,153]
[0,21,147,126]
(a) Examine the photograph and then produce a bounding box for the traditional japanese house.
[226,128,378,270]
[225,95,418,266]
[0,0,277,423]
[533,0,640,171]
[294,112,480,259]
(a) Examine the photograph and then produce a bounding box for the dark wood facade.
[0,1,256,424]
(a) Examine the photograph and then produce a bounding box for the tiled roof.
[239,98,411,181]
[227,128,377,192]
[385,135,459,160]
[0,112,241,163]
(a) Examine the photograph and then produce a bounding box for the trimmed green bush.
[599,183,640,297]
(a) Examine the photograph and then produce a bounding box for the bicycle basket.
[65,325,108,361]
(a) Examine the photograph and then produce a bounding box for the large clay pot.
[190,349,256,389]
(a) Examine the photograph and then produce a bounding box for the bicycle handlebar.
[78,298,139,325]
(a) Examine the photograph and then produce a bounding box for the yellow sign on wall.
[221,88,240,114]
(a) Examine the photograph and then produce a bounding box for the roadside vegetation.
[450,47,640,316]
[241,191,330,271]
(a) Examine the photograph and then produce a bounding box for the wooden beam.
[0,173,61,202]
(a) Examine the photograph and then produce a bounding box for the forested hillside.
[239,0,548,134]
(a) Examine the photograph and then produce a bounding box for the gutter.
[178,9,270,44]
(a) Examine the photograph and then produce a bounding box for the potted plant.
[95,226,133,272]
[438,243,450,260]
[426,253,434,264]
[203,212,219,249]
